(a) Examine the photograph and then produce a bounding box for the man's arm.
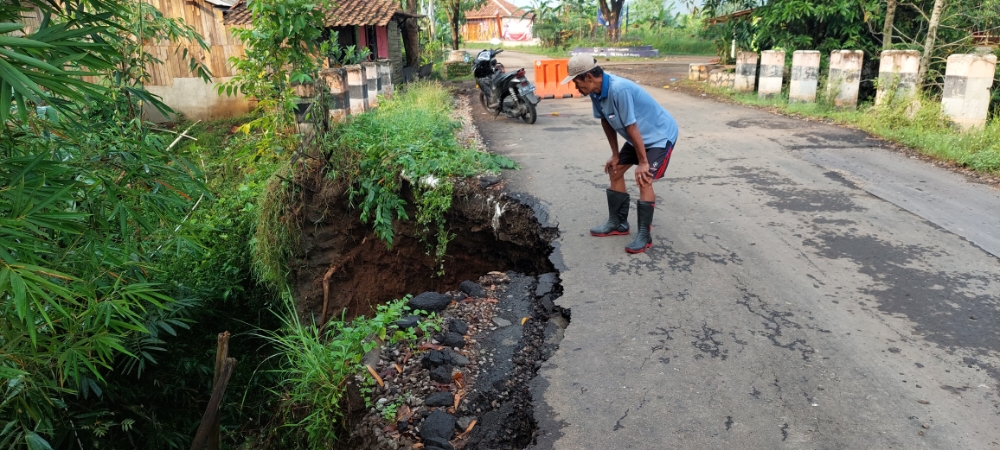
[625,123,651,186]
[600,118,621,175]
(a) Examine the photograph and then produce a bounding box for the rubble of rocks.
[347,271,568,450]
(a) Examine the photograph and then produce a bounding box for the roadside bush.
[256,293,432,448]
[326,82,516,256]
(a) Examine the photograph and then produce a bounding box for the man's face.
[573,73,600,96]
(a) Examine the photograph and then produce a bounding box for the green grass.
[259,292,438,448]
[327,81,516,257]
[713,87,1000,174]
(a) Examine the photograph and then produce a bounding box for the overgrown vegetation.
[257,293,440,448]
[326,82,516,258]
[709,87,1000,174]
[1,0,516,445]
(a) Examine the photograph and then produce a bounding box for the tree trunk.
[445,0,461,50]
[882,0,897,51]
[917,0,945,90]
[597,0,624,42]
[402,0,421,67]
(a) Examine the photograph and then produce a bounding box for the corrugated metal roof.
[224,0,413,27]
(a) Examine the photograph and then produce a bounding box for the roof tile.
[223,0,405,27]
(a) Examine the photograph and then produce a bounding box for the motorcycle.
[473,38,540,124]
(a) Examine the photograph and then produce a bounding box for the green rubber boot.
[625,201,654,253]
[590,189,630,236]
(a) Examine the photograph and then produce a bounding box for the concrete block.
[758,50,785,98]
[875,50,920,106]
[734,51,758,92]
[826,50,864,109]
[345,64,367,115]
[321,68,349,123]
[708,68,735,89]
[942,53,997,129]
[688,63,718,81]
[377,60,394,98]
[362,61,378,108]
[790,50,820,103]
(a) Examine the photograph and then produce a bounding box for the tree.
[402,0,421,67]
[222,0,333,153]
[597,0,625,41]
[0,0,211,446]
[917,0,946,89]
[882,0,898,50]
[442,0,482,50]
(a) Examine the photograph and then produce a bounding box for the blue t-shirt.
[591,73,679,149]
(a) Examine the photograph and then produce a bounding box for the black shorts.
[618,141,674,180]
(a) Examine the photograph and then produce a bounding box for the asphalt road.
[474,52,1000,449]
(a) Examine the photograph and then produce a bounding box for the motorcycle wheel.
[479,92,489,111]
[521,101,537,124]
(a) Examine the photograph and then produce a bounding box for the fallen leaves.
[366,364,384,387]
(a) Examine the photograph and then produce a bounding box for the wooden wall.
[143,0,245,86]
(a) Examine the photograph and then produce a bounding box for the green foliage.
[253,165,301,288]
[328,44,372,66]
[0,109,204,449]
[327,82,516,250]
[258,292,415,448]
[221,0,334,156]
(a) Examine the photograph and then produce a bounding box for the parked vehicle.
[473,39,540,124]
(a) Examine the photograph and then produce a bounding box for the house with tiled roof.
[224,0,421,85]
[462,0,535,43]
[135,0,419,122]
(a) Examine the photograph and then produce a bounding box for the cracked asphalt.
[472,51,1000,449]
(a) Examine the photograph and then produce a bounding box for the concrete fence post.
[377,60,394,98]
[345,64,367,114]
[827,50,863,109]
[758,50,785,98]
[362,61,378,108]
[942,53,997,129]
[708,68,735,89]
[790,50,820,103]
[321,68,350,123]
[875,50,920,106]
[735,51,758,92]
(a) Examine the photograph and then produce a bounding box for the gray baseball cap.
[560,54,599,85]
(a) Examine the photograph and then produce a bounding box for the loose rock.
[438,331,466,348]
[425,392,455,407]
[396,315,421,329]
[409,292,451,313]
[430,366,453,384]
[459,280,487,298]
[449,351,470,366]
[420,410,457,443]
[449,318,469,335]
[457,416,475,431]
[536,272,558,297]
[493,317,512,327]
[479,175,500,189]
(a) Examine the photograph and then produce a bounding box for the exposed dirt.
[290,165,557,321]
